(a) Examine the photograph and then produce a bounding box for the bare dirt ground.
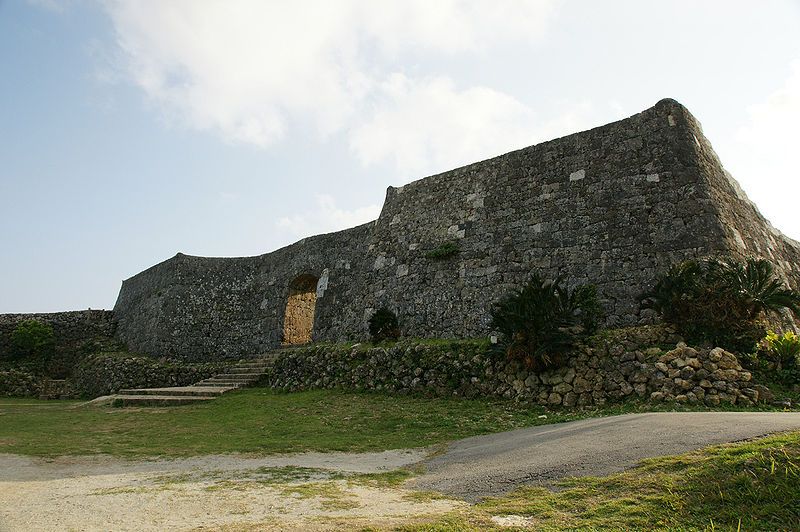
[0,450,464,531]
[3,412,800,531]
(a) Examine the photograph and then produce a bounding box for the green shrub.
[368,308,400,342]
[642,257,800,353]
[9,319,55,361]
[490,274,603,371]
[763,330,800,367]
[753,330,800,386]
[425,241,460,260]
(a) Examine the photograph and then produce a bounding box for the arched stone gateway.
[282,274,318,345]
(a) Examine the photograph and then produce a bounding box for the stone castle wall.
[113,223,372,361]
[113,99,800,361]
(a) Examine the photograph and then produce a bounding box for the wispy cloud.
[101,0,562,172]
[723,60,800,234]
[276,194,381,239]
[351,74,597,177]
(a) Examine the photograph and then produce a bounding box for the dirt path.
[412,411,800,501]
[0,449,464,531]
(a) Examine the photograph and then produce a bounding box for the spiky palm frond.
[709,257,800,318]
[491,274,603,371]
[644,255,800,352]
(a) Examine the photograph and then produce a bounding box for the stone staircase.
[114,353,278,407]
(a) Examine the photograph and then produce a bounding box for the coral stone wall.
[113,99,800,360]
[114,224,372,361]
[0,310,115,356]
[264,327,771,407]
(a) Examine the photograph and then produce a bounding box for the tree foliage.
[9,319,55,361]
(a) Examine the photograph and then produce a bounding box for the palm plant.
[491,274,602,371]
[642,256,800,352]
[707,257,800,318]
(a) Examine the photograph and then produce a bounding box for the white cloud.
[724,61,800,238]
[276,195,381,239]
[102,0,560,165]
[350,74,596,177]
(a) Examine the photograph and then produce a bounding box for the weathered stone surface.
[257,327,768,408]
[109,99,800,361]
[0,310,115,356]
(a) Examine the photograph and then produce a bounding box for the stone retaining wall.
[0,310,115,356]
[72,353,229,398]
[264,326,769,407]
[0,369,40,397]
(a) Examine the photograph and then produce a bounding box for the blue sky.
[2,0,799,313]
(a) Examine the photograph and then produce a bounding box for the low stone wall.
[0,369,40,397]
[0,310,116,356]
[264,326,769,407]
[73,353,229,398]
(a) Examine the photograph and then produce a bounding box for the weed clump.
[425,241,460,260]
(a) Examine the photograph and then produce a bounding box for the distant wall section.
[113,224,372,361]
[0,310,115,356]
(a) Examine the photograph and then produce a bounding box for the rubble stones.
[263,325,773,407]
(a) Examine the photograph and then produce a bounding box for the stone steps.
[117,386,234,397]
[113,354,278,407]
[114,395,217,407]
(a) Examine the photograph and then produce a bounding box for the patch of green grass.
[0,388,586,457]
[0,389,793,458]
[346,468,418,488]
[410,431,800,531]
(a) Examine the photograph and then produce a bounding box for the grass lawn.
[0,388,601,457]
[401,431,800,531]
[0,388,793,458]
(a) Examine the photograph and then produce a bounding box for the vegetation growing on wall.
[490,274,603,371]
[642,257,800,353]
[425,240,460,260]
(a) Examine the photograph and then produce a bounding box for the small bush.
[490,274,603,371]
[9,319,55,361]
[425,241,460,260]
[764,330,800,366]
[642,257,800,353]
[753,330,800,386]
[368,308,400,342]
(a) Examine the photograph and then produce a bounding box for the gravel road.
[412,411,800,501]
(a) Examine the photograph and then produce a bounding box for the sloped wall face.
[364,99,741,337]
[114,224,372,361]
[685,113,800,288]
